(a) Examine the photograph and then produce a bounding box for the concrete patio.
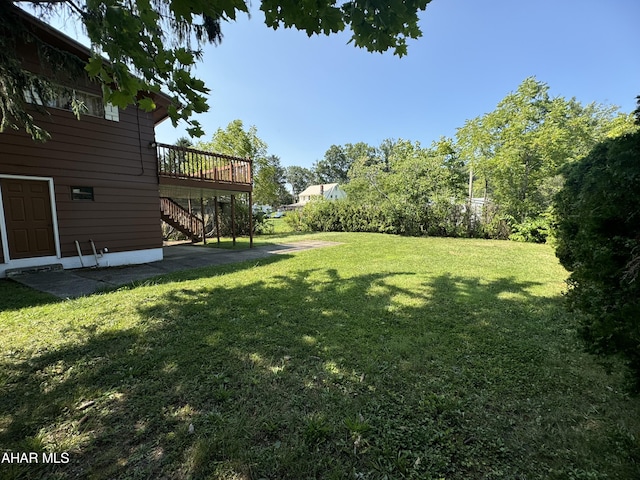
[10,241,340,299]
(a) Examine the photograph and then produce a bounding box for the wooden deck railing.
[160,197,202,241]
[156,143,252,186]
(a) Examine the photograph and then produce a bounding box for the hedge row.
[285,199,502,238]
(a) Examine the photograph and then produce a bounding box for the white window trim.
[24,86,119,122]
[104,102,119,122]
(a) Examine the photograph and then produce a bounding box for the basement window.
[71,186,94,201]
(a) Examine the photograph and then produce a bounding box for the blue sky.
[54,0,640,169]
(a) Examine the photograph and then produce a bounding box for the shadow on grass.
[106,254,292,292]
[0,279,62,312]
[1,268,639,479]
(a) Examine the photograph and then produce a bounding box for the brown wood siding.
[0,106,162,260]
[16,32,99,95]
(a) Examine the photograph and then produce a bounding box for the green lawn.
[200,217,308,249]
[1,233,639,479]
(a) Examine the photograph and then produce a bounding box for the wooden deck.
[155,143,254,247]
[155,143,252,193]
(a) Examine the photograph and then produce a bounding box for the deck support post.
[214,196,220,245]
[188,197,195,243]
[200,196,206,245]
[231,194,236,246]
[249,191,253,248]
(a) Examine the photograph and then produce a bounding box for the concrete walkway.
[11,240,341,299]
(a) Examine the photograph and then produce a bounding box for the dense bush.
[291,197,567,243]
[508,210,554,243]
[293,200,397,234]
[426,198,475,237]
[554,131,640,387]
[294,199,480,238]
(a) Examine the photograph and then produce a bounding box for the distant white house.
[297,183,346,205]
[281,183,347,210]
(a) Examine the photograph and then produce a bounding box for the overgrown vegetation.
[554,130,640,388]
[1,233,639,479]
[287,198,479,238]
[288,79,637,243]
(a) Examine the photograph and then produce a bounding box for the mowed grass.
[1,233,639,479]
[199,218,311,249]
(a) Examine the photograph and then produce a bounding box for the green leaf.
[137,97,156,111]
[186,121,204,138]
[108,90,133,108]
[175,48,195,66]
[191,96,208,113]
[170,0,192,21]
[85,57,103,78]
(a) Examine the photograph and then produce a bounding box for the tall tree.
[253,155,291,207]
[2,1,432,140]
[347,138,466,208]
[197,120,293,206]
[312,145,350,184]
[197,119,267,163]
[285,165,313,196]
[430,136,466,198]
[456,77,636,223]
[312,142,374,184]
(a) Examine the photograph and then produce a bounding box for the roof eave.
[14,6,174,127]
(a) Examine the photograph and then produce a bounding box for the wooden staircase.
[160,197,203,242]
